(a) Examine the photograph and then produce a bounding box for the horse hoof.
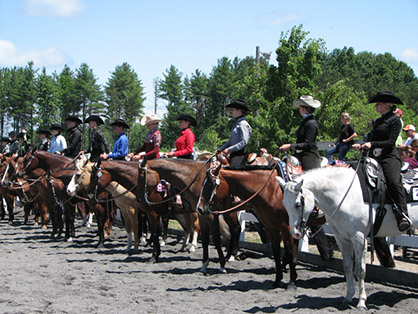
[148,257,157,264]
[227,256,235,262]
[273,280,286,289]
[160,240,165,247]
[286,282,297,291]
[66,237,73,243]
[219,268,227,274]
[356,301,367,310]
[86,223,91,228]
[189,245,196,253]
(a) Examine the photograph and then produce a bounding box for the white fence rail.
[237,211,418,255]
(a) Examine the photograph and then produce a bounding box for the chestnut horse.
[198,163,299,289]
[0,155,17,221]
[140,158,241,273]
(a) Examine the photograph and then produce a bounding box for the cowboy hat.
[293,95,321,109]
[36,128,52,136]
[403,124,416,132]
[1,137,10,143]
[110,118,130,129]
[84,115,104,125]
[49,124,64,131]
[226,99,251,112]
[367,91,403,105]
[65,115,83,124]
[140,114,162,126]
[17,132,30,139]
[176,113,197,127]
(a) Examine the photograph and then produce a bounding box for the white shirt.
[405,133,418,146]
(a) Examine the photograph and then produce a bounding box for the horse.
[0,155,17,221]
[280,166,418,308]
[67,157,177,262]
[141,158,242,273]
[197,163,299,289]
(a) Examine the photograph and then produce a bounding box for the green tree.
[105,62,145,126]
[56,65,79,121]
[35,67,59,128]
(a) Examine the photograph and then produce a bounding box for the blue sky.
[1,0,417,116]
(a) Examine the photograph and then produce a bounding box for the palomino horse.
[140,158,241,273]
[280,166,417,308]
[198,163,298,289]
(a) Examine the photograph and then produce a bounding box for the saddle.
[283,154,302,181]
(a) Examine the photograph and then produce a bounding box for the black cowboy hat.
[1,137,10,143]
[84,115,104,125]
[36,128,52,136]
[226,99,251,112]
[65,115,83,124]
[8,131,16,137]
[367,91,403,105]
[49,123,64,131]
[110,118,130,129]
[176,113,197,127]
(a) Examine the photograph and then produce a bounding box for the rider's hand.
[279,144,291,152]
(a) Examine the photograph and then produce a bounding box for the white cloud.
[0,39,69,67]
[400,48,418,62]
[24,0,84,17]
[261,13,302,27]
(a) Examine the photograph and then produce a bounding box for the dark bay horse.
[141,158,241,273]
[198,164,299,289]
[16,150,81,239]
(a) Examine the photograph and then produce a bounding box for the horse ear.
[276,176,286,189]
[294,179,304,191]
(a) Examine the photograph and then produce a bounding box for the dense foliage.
[1,25,417,155]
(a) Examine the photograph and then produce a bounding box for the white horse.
[280,166,417,309]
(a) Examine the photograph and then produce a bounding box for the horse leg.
[189,212,199,252]
[265,228,284,288]
[5,195,14,222]
[40,201,48,229]
[24,202,31,225]
[0,195,5,219]
[94,204,105,248]
[334,235,356,304]
[223,210,241,261]
[353,233,367,309]
[146,211,161,263]
[211,214,226,273]
[160,215,169,246]
[199,216,210,274]
[138,212,148,245]
[281,225,298,290]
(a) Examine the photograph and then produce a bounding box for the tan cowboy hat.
[293,95,321,109]
[140,114,162,126]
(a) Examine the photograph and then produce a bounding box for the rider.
[60,115,82,158]
[218,99,252,167]
[6,131,19,157]
[84,115,110,162]
[280,95,334,260]
[36,128,51,151]
[128,114,162,161]
[48,124,67,154]
[17,131,31,157]
[164,113,196,159]
[100,118,129,160]
[353,91,412,231]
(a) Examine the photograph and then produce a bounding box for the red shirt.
[173,128,195,157]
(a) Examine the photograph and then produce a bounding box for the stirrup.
[398,216,412,232]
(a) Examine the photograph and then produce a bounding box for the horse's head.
[67,154,92,196]
[16,151,39,177]
[282,179,316,239]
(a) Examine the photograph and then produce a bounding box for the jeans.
[326,142,351,164]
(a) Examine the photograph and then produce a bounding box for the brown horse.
[68,158,171,262]
[0,155,17,221]
[198,163,299,289]
[140,158,241,273]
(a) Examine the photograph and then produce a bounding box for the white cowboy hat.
[293,95,321,109]
[140,114,162,126]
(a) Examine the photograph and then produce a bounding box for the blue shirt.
[220,116,252,153]
[48,134,67,153]
[108,132,129,159]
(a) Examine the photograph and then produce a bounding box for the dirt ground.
[0,207,417,314]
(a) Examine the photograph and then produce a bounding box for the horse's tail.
[373,237,395,268]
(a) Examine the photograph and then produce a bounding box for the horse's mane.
[224,165,276,171]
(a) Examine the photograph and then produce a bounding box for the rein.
[9,173,47,190]
[143,154,216,206]
[208,164,278,215]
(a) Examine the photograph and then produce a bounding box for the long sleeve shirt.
[134,128,161,160]
[61,126,82,158]
[220,116,252,153]
[173,128,195,158]
[108,132,129,160]
[49,135,67,153]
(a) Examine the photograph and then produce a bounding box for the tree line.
[1,25,417,156]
